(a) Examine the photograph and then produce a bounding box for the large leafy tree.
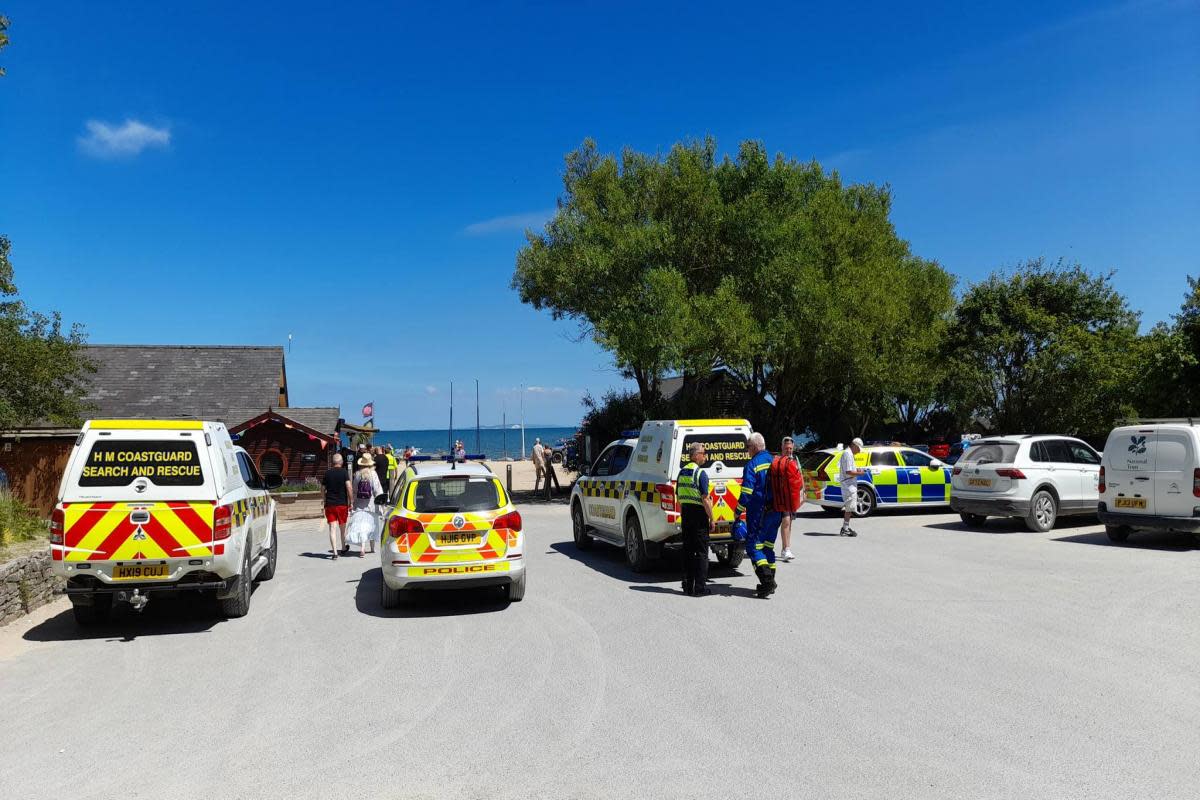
[513,138,954,442]
[1135,277,1200,417]
[944,259,1140,439]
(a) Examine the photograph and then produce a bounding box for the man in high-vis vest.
[736,432,781,598]
[678,442,716,597]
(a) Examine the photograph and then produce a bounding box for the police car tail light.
[1098,466,1106,494]
[50,508,65,545]
[952,466,963,476]
[213,504,233,540]
[389,516,424,537]
[494,510,522,533]
[996,468,1026,480]
[657,483,677,512]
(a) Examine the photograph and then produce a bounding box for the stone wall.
[1,550,63,627]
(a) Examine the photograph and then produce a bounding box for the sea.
[370,427,578,460]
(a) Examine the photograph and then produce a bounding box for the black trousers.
[680,506,710,592]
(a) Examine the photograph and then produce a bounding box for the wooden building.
[0,344,337,514]
[230,407,341,484]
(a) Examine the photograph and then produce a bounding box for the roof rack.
[1118,417,1197,426]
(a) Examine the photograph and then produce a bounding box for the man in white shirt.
[839,437,865,537]
[532,438,547,490]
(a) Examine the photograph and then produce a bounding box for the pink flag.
[362,402,374,418]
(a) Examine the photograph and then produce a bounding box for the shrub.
[0,490,47,548]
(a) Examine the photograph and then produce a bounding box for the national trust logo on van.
[1128,436,1147,455]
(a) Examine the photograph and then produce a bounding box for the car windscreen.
[681,433,750,469]
[78,440,205,487]
[406,477,504,513]
[957,442,1019,465]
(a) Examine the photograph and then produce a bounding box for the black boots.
[754,564,777,598]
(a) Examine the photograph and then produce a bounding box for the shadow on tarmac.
[547,540,748,585]
[353,567,512,618]
[22,590,230,643]
[925,515,1102,535]
[299,551,338,560]
[1051,531,1199,551]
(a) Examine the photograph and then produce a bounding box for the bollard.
[506,463,513,495]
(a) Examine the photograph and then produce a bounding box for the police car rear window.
[681,433,750,468]
[407,478,504,513]
[801,452,830,471]
[79,440,204,487]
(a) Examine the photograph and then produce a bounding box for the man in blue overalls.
[736,432,782,598]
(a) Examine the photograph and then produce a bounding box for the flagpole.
[520,384,526,459]
[449,381,454,454]
[475,378,480,455]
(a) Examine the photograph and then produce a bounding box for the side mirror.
[265,474,283,489]
[929,460,944,469]
[578,464,590,476]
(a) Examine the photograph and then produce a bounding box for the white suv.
[949,435,1102,532]
[1098,421,1200,544]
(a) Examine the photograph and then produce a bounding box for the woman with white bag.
[345,452,384,558]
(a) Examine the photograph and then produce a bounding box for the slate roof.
[268,407,341,437]
[76,345,287,427]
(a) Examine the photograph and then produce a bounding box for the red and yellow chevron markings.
[60,501,216,562]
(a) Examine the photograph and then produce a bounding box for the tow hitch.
[117,589,151,612]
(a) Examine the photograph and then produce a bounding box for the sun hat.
[357,454,376,468]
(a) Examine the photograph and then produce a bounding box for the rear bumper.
[1098,506,1200,533]
[950,496,1030,516]
[64,572,230,601]
[382,558,525,591]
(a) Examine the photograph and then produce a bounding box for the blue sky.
[1,0,1196,428]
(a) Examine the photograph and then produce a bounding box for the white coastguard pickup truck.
[50,419,281,624]
[570,419,753,572]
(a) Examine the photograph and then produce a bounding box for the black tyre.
[853,485,877,518]
[508,572,526,601]
[716,545,745,568]
[257,518,279,581]
[551,451,563,464]
[219,542,253,618]
[624,514,651,573]
[1105,525,1131,544]
[380,577,403,608]
[1024,490,1058,533]
[959,512,988,528]
[572,503,593,550]
[71,594,112,626]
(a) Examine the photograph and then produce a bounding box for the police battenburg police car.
[802,444,952,517]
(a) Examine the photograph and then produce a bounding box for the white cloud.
[78,118,171,159]
[526,386,568,394]
[463,209,555,236]
[425,385,439,395]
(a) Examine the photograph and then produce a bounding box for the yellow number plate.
[112,564,170,580]
[967,478,992,487]
[436,532,482,546]
[1115,497,1147,509]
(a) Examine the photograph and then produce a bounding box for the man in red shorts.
[322,453,352,559]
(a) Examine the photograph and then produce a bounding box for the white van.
[50,419,281,624]
[569,419,753,571]
[1098,420,1200,543]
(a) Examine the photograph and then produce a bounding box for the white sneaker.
[781,549,795,562]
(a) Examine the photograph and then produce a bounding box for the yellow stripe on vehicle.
[89,420,205,430]
[406,561,511,577]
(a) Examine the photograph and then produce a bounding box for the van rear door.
[1152,427,1195,518]
[1105,427,1157,516]
[59,430,217,565]
[677,426,751,530]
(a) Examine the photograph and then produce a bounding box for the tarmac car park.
[570,419,753,571]
[380,458,525,606]
[50,419,281,624]
[801,444,951,517]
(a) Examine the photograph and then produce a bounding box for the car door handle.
[1134,476,1150,481]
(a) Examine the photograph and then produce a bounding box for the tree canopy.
[513,138,955,442]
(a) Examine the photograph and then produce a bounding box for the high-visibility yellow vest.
[677,462,705,507]
[386,453,398,478]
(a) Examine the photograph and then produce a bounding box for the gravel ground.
[0,504,1197,799]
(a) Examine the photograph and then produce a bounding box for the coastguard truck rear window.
[681,433,750,468]
[78,440,204,487]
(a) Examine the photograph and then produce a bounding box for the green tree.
[0,15,9,77]
[0,236,95,429]
[513,138,954,443]
[1134,276,1200,417]
[944,259,1139,439]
